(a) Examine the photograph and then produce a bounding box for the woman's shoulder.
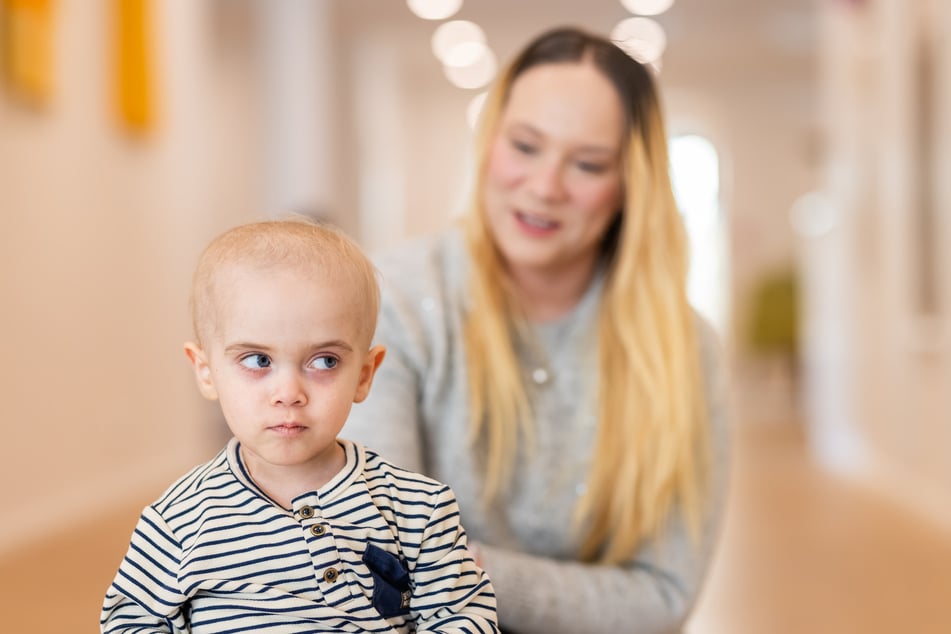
[371,228,468,313]
[367,228,468,367]
[373,228,465,281]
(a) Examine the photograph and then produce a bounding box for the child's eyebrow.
[310,339,354,352]
[223,340,355,354]
[223,341,260,349]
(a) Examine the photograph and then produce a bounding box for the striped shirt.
[101,438,498,633]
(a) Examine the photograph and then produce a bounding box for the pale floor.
[689,421,951,634]
[2,421,951,633]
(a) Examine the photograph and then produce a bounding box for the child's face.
[184,264,384,478]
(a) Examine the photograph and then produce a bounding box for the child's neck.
[239,443,347,510]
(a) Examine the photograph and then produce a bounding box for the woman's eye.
[310,356,338,371]
[239,354,271,370]
[511,139,536,155]
[576,161,607,174]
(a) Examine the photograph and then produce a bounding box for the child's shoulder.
[359,444,454,502]
[148,445,232,514]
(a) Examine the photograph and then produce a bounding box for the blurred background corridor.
[2,0,950,632]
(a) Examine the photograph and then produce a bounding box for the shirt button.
[323,567,339,583]
[532,368,550,385]
[299,506,315,519]
[310,524,326,537]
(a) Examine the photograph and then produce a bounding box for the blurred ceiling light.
[406,0,463,20]
[467,91,488,128]
[611,17,667,64]
[619,0,675,16]
[443,46,497,89]
[444,40,490,68]
[432,20,486,62]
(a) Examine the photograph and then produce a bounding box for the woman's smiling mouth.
[515,210,559,234]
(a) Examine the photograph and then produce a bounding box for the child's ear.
[184,342,219,401]
[353,345,386,403]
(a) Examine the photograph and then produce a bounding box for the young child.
[101,219,498,633]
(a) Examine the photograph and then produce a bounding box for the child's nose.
[270,370,307,407]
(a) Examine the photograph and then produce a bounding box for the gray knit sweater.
[343,229,731,634]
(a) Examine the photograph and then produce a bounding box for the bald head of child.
[189,219,381,350]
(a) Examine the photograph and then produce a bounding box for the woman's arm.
[479,319,732,634]
[476,518,712,634]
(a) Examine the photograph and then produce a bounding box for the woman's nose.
[528,160,567,202]
[270,370,308,407]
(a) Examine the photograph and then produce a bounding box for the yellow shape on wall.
[114,0,153,133]
[0,0,55,108]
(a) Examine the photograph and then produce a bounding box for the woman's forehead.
[503,63,624,148]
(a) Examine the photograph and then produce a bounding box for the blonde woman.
[345,26,729,634]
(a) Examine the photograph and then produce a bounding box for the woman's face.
[483,61,625,279]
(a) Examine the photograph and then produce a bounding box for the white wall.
[0,0,264,553]
[805,0,951,526]
[661,9,820,355]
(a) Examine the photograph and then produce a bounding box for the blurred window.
[669,134,728,334]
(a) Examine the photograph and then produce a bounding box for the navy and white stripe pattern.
[101,438,498,633]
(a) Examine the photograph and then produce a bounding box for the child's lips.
[268,423,307,435]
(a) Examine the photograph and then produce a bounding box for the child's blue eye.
[311,356,338,371]
[239,354,271,369]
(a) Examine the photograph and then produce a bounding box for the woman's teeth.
[518,212,557,229]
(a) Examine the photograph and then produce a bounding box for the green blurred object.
[748,268,799,357]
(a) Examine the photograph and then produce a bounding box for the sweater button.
[532,368,549,385]
[299,506,315,519]
[323,567,339,583]
[310,524,326,537]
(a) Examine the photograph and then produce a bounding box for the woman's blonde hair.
[461,27,709,564]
